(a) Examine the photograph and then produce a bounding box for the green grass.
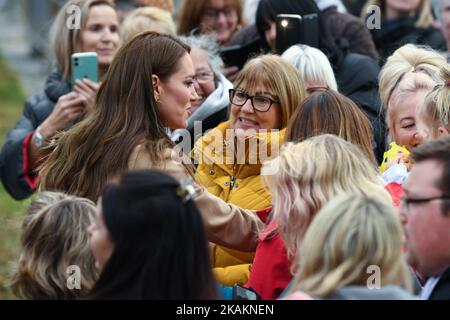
[0,57,32,300]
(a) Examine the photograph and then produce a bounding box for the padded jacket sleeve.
[0,94,46,200]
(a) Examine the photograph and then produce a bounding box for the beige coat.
[128,143,264,252]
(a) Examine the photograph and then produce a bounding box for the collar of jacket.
[44,66,72,103]
[192,120,285,178]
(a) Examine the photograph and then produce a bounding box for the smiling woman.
[387,75,434,151]
[193,53,306,286]
[80,3,119,71]
[178,0,244,45]
[379,44,446,153]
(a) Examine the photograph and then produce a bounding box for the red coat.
[245,220,293,300]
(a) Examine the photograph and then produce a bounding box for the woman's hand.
[39,91,89,140]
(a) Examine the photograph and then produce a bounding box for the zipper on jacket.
[230,175,235,190]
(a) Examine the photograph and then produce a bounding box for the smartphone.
[275,13,319,54]
[276,14,302,55]
[219,39,262,69]
[71,52,98,85]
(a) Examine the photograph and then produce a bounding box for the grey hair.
[179,34,224,77]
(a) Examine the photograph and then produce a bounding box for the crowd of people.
[0,0,449,300]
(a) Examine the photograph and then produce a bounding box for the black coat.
[321,6,379,61]
[334,46,386,163]
[429,267,450,300]
[370,16,447,65]
[0,68,71,200]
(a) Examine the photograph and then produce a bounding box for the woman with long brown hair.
[39,32,198,201]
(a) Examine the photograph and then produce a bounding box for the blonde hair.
[379,44,445,107]
[121,6,176,43]
[288,194,412,298]
[422,64,450,129]
[49,0,116,80]
[11,192,98,299]
[233,54,307,128]
[362,0,435,28]
[281,44,338,92]
[263,135,391,261]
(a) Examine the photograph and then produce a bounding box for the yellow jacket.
[193,121,285,285]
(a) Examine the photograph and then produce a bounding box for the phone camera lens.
[74,62,79,67]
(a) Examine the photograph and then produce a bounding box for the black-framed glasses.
[400,195,450,210]
[194,71,214,84]
[229,89,280,112]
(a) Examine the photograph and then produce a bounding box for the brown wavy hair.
[39,32,191,201]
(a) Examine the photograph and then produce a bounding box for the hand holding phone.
[39,92,89,139]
